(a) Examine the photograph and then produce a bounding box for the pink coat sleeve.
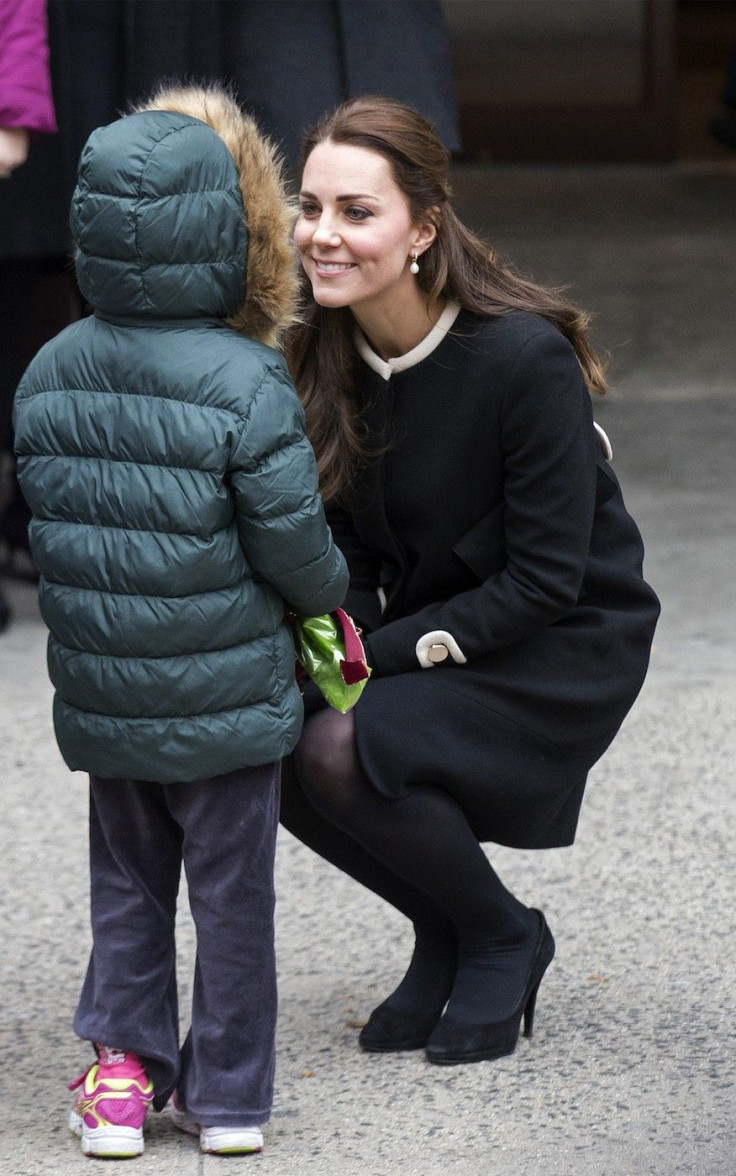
[0,0,57,132]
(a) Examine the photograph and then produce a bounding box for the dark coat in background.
[329,310,660,850]
[0,0,459,553]
[0,0,460,258]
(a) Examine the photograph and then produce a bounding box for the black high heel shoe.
[358,1000,446,1053]
[424,910,555,1065]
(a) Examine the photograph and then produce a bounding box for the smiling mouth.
[312,259,357,273]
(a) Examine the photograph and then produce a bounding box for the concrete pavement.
[1,163,734,1175]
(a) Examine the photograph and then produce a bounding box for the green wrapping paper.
[291,610,371,713]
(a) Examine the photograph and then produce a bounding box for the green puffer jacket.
[13,87,348,783]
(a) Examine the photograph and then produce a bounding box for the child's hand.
[0,127,30,177]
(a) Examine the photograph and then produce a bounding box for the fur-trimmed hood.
[137,85,298,348]
[71,85,298,349]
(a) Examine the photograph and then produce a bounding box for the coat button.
[427,643,449,663]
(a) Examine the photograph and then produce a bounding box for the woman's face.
[295,140,435,317]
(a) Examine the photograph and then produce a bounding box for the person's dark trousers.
[723,50,736,110]
[709,49,736,150]
[74,764,280,1126]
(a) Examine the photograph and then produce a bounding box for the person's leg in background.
[0,258,40,629]
[708,48,736,150]
[0,256,81,630]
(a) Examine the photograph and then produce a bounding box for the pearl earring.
[409,252,420,275]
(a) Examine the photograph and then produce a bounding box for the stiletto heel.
[523,978,542,1038]
[425,910,555,1065]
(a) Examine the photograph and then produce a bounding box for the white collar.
[354,301,461,380]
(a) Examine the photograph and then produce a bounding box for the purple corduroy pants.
[73,764,280,1126]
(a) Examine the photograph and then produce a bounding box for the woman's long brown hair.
[288,96,607,502]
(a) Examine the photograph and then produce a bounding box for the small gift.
[290,608,371,713]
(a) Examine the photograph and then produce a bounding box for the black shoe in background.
[708,108,736,151]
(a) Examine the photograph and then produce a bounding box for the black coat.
[327,310,660,849]
[0,0,459,257]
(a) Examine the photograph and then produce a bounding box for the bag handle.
[334,607,370,685]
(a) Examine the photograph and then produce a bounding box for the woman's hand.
[0,127,30,177]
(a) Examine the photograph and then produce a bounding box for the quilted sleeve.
[228,362,349,617]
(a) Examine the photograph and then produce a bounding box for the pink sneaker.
[68,1046,153,1158]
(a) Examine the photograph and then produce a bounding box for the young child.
[13,85,348,1158]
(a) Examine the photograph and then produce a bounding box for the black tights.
[280,708,539,1024]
